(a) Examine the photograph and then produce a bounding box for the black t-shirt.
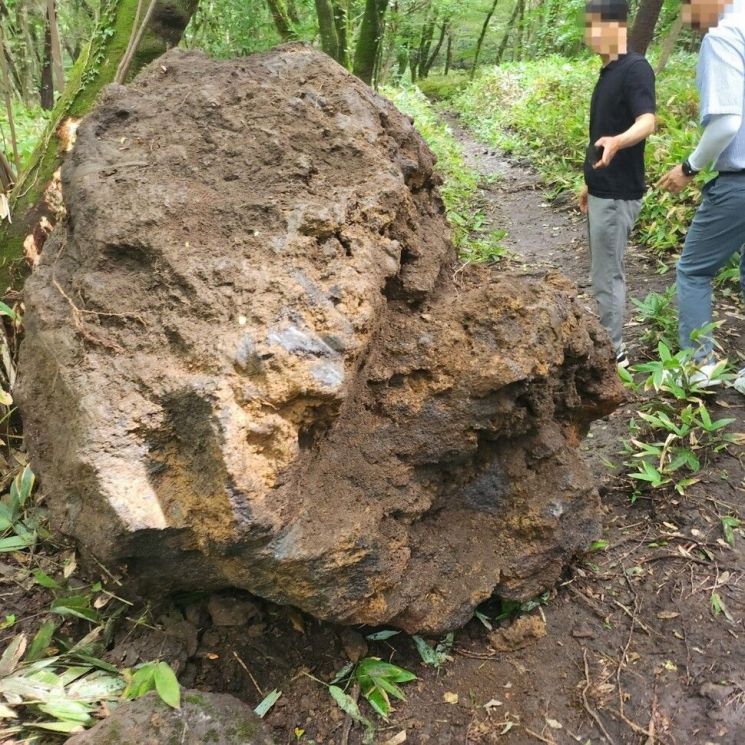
[584,53,656,200]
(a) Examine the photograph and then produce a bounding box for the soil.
[2,111,745,745]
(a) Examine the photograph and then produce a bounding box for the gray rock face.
[17,45,623,634]
[64,690,274,745]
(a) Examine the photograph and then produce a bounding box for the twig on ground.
[339,683,360,745]
[610,599,655,636]
[646,683,658,745]
[582,648,616,745]
[523,726,555,744]
[233,650,264,697]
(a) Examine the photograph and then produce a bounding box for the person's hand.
[579,185,589,215]
[592,135,622,169]
[657,164,693,194]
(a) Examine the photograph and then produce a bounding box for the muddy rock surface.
[17,45,622,633]
[64,690,274,744]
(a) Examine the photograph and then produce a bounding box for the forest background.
[0,0,704,272]
[1,1,742,741]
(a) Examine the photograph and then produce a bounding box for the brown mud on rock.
[17,45,623,633]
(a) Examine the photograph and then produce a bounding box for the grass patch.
[386,85,506,264]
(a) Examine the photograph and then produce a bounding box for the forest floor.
[2,116,745,745]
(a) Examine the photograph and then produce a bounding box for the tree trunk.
[18,4,37,106]
[421,20,448,78]
[0,0,200,291]
[48,0,65,92]
[314,0,340,61]
[333,1,350,68]
[417,11,436,80]
[352,0,389,85]
[287,0,300,24]
[655,10,684,74]
[472,0,500,79]
[265,0,296,41]
[444,33,452,76]
[40,12,54,110]
[496,0,521,65]
[629,0,664,55]
[513,0,526,61]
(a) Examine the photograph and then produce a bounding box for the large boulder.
[17,45,623,633]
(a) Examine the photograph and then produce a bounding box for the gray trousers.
[587,194,642,354]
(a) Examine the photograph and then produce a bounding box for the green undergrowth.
[416,72,470,103]
[0,105,50,174]
[386,85,506,264]
[454,53,702,253]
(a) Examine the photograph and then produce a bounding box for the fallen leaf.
[656,611,680,620]
[443,692,459,705]
[288,608,305,634]
[0,634,27,677]
[484,698,503,710]
[546,718,563,729]
[381,732,407,745]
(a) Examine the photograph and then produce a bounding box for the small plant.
[722,516,742,547]
[412,632,454,668]
[633,341,733,402]
[0,465,40,554]
[631,287,677,350]
[327,656,417,742]
[123,660,181,709]
[625,402,738,498]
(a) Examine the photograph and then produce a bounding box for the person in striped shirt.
[659,0,745,390]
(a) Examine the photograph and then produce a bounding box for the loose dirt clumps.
[17,45,622,633]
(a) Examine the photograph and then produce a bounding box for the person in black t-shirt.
[579,0,656,367]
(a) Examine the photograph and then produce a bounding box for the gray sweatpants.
[587,194,642,354]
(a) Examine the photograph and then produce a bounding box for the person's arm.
[593,113,657,169]
[658,114,742,192]
[689,114,742,171]
[660,34,744,193]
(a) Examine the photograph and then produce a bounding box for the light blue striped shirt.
[699,0,745,171]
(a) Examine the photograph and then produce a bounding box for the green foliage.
[623,342,739,500]
[492,591,549,623]
[0,464,39,554]
[412,632,454,668]
[417,72,470,102]
[329,656,416,737]
[1,104,50,172]
[455,53,702,252]
[386,85,505,263]
[124,660,181,709]
[0,632,127,739]
[254,689,282,718]
[631,287,678,350]
[721,516,741,547]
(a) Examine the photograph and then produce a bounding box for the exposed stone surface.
[17,44,623,633]
[65,690,274,744]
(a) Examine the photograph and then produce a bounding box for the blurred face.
[682,0,730,31]
[585,13,627,60]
